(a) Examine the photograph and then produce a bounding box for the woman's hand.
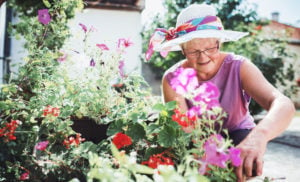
[235,129,268,182]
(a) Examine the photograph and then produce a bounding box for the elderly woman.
[146,3,295,182]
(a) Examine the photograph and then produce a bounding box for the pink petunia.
[193,82,220,109]
[228,147,242,167]
[203,134,229,168]
[118,60,125,78]
[118,38,133,48]
[96,44,109,51]
[38,9,51,25]
[79,23,87,33]
[170,67,199,95]
[35,141,49,151]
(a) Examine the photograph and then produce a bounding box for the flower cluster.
[112,132,133,149]
[35,141,49,151]
[141,152,174,169]
[43,105,60,117]
[0,120,20,142]
[199,134,242,174]
[172,108,196,132]
[63,133,85,149]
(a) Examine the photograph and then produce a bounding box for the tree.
[141,0,296,114]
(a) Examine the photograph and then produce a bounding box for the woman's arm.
[235,60,295,181]
[162,75,189,112]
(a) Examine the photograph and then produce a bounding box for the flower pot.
[71,117,109,143]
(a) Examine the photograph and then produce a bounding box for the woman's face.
[182,38,221,75]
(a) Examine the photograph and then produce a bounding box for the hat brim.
[154,29,249,51]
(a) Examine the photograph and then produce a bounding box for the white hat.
[145,4,248,60]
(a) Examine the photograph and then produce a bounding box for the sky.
[142,0,300,27]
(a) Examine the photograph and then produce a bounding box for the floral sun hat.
[146,3,249,60]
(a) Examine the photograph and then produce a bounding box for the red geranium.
[141,152,174,169]
[112,132,132,149]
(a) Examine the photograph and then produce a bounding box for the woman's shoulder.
[223,52,249,63]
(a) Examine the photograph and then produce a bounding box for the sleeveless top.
[164,53,256,132]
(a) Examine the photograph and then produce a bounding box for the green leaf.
[126,123,145,142]
[107,119,124,136]
[158,125,176,147]
[165,101,177,110]
[42,0,51,8]
[153,103,165,111]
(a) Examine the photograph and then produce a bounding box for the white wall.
[69,8,142,74]
[0,3,6,84]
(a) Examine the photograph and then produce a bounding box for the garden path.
[248,113,300,182]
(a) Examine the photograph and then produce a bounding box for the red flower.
[171,109,196,131]
[112,132,132,149]
[141,152,174,169]
[43,105,60,117]
[0,120,20,142]
[63,133,85,149]
[19,172,29,180]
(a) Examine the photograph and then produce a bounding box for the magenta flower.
[118,38,133,48]
[203,134,229,168]
[96,44,109,51]
[118,60,125,78]
[35,141,49,151]
[228,147,242,167]
[170,67,199,95]
[38,9,51,25]
[79,23,87,33]
[193,82,220,109]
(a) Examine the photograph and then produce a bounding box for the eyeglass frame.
[182,42,220,59]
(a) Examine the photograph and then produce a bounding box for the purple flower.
[38,9,51,25]
[79,23,87,33]
[203,134,229,168]
[90,58,96,67]
[228,147,242,167]
[35,141,49,151]
[118,60,125,78]
[170,68,199,95]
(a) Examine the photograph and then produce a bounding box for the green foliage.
[141,0,296,114]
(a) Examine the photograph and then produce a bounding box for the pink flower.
[19,172,29,180]
[228,147,242,167]
[79,23,87,33]
[96,44,109,51]
[118,60,125,78]
[170,68,199,95]
[57,51,67,62]
[203,134,229,168]
[38,9,51,25]
[35,141,49,151]
[118,38,133,48]
[193,82,220,109]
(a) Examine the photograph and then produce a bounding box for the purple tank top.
[165,53,256,132]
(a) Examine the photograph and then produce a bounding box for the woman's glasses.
[184,44,219,59]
